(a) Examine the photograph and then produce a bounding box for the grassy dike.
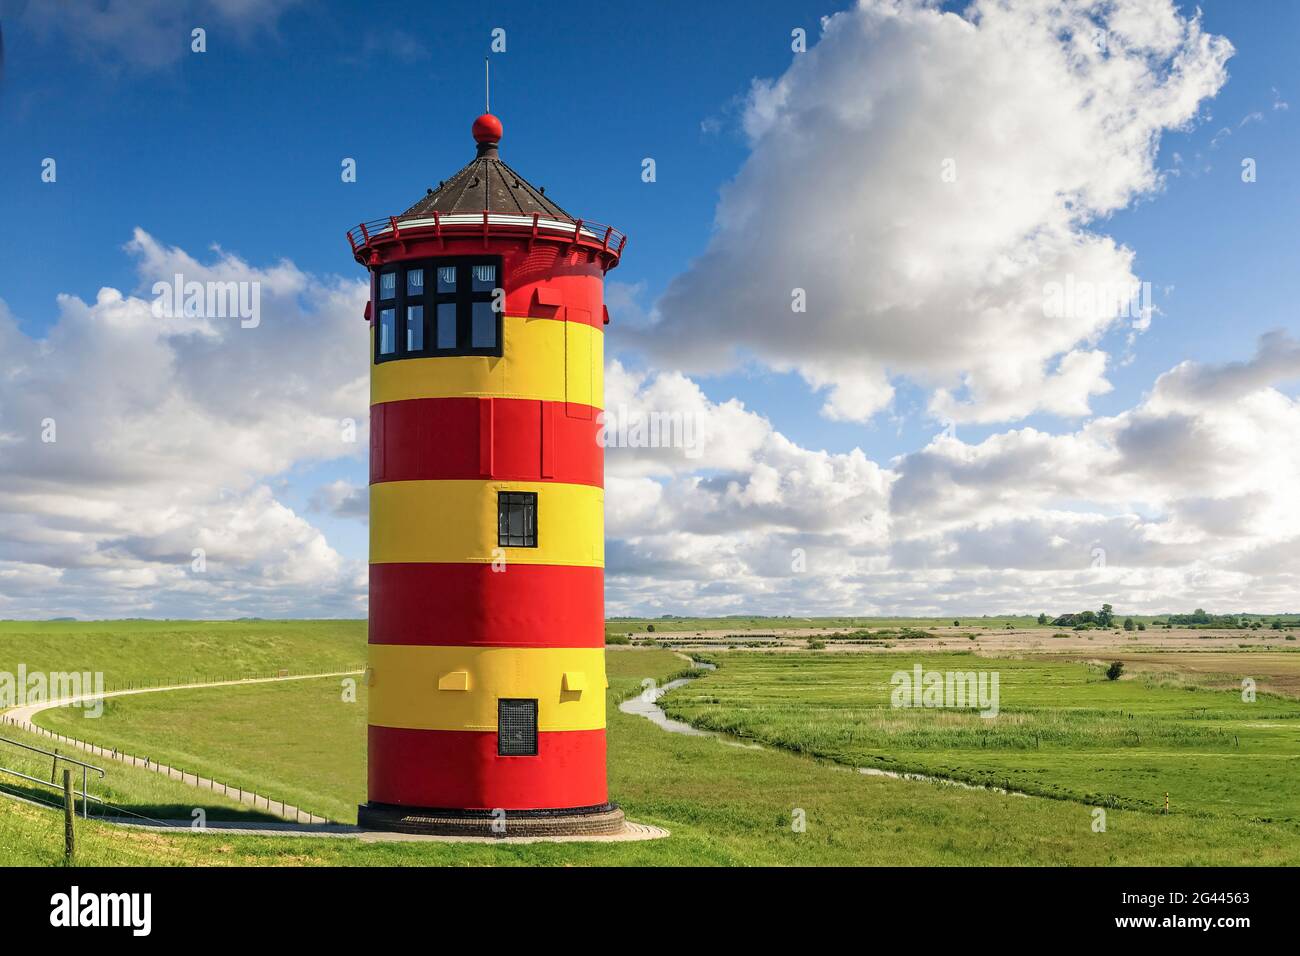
[0,620,366,688]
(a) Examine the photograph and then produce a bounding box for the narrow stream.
[621,656,1026,795]
[618,659,760,749]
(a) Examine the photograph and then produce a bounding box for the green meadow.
[0,620,366,688]
[605,615,1042,637]
[34,676,369,824]
[659,653,1300,822]
[3,623,1299,865]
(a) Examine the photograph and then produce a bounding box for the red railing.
[346,212,627,260]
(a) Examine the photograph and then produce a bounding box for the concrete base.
[356,801,629,838]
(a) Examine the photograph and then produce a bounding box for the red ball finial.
[472,113,503,145]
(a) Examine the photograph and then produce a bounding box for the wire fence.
[0,666,364,826]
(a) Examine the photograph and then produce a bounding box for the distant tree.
[953,620,960,627]
[1037,613,1048,625]
[1272,621,1283,630]
[646,624,656,633]
[1079,610,1097,625]
[1123,617,1135,631]
[1137,623,1146,631]
[1106,661,1124,681]
[1098,604,1115,627]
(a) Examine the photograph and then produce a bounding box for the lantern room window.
[378,308,396,355]
[372,256,503,363]
[406,305,424,352]
[436,303,457,349]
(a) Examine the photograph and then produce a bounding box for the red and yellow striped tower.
[347,113,627,836]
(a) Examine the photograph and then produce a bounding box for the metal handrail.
[347,211,627,258]
[0,734,106,819]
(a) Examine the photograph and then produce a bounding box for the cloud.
[1148,330,1300,407]
[602,332,1300,616]
[309,480,368,520]
[7,0,300,71]
[630,0,1231,425]
[0,230,369,618]
[4,236,1296,619]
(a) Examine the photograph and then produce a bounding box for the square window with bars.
[497,698,538,756]
[497,491,537,548]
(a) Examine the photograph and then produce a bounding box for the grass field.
[4,624,1300,865]
[607,614,1300,636]
[0,620,366,689]
[0,716,272,827]
[35,676,369,823]
[659,652,1300,822]
[605,615,1043,637]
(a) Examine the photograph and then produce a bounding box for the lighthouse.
[347,112,626,836]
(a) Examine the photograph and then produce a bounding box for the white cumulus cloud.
[634,0,1232,426]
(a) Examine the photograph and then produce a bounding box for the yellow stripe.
[367,644,606,732]
[371,479,603,566]
[371,316,603,408]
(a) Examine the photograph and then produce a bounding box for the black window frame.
[497,491,538,549]
[497,698,539,757]
[372,256,503,363]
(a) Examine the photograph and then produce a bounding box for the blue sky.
[4,0,1296,455]
[2,0,1299,618]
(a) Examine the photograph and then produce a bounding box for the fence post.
[63,769,75,862]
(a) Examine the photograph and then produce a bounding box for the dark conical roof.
[398,114,574,222]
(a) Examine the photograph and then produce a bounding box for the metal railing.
[346,211,627,260]
[0,735,104,818]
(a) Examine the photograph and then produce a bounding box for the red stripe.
[368,726,608,810]
[371,397,602,486]
[369,563,603,647]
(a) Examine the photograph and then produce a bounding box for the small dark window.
[498,492,537,548]
[498,699,538,756]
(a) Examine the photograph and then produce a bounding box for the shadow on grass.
[1,778,284,825]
